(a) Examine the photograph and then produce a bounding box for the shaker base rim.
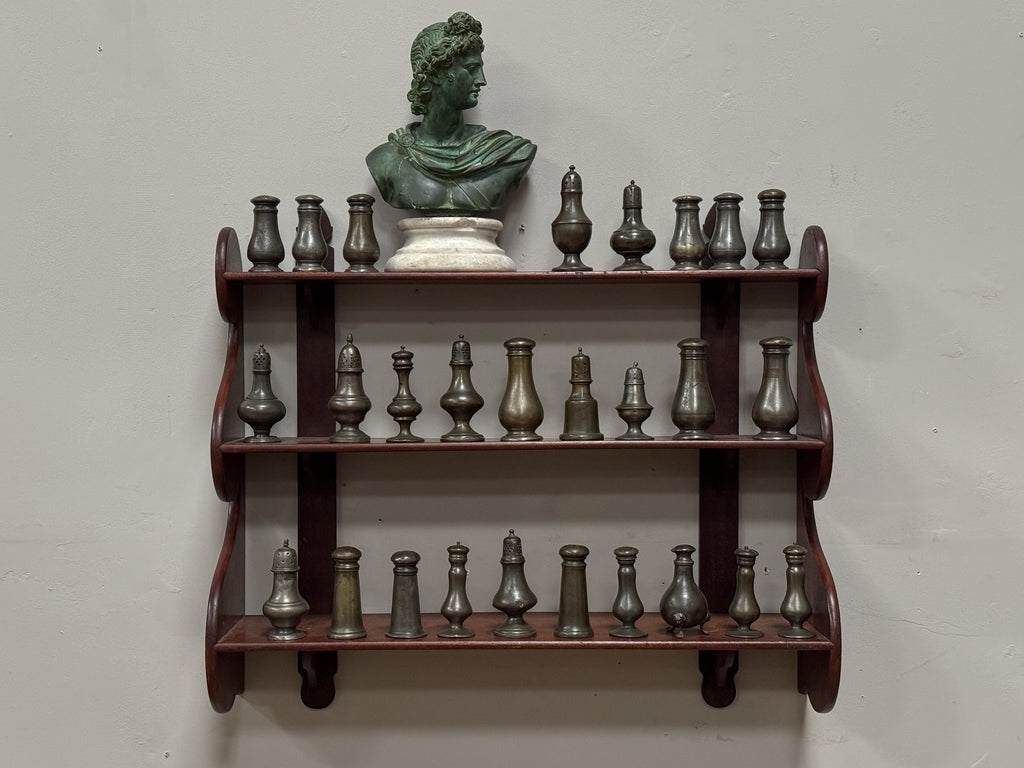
[778,628,816,639]
[559,432,604,441]
[326,628,368,640]
[438,627,476,639]
[753,431,797,440]
[244,435,281,444]
[267,628,306,641]
[609,626,648,639]
[726,628,765,639]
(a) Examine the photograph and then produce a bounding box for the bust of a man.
[366,12,537,216]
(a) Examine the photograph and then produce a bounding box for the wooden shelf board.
[220,435,825,454]
[224,269,821,285]
[216,612,833,652]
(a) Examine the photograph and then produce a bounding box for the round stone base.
[384,216,515,272]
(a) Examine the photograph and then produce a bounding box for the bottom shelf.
[216,612,833,652]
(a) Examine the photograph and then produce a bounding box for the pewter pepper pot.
[668,195,707,271]
[752,336,798,440]
[439,542,474,638]
[707,192,746,270]
[237,345,286,443]
[342,193,381,272]
[615,363,654,440]
[499,337,544,442]
[262,539,309,641]
[554,544,594,638]
[726,547,763,638]
[328,334,371,443]
[670,338,715,439]
[440,336,485,442]
[752,188,791,269]
[292,194,328,272]
[659,544,710,637]
[779,544,815,639]
[386,346,424,443]
[551,165,594,272]
[386,550,426,639]
[610,546,647,638]
[246,195,285,272]
[610,181,656,271]
[492,530,538,638]
[560,347,603,441]
[327,545,366,639]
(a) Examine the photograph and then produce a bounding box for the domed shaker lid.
[622,180,642,209]
[623,362,646,385]
[337,334,364,372]
[450,335,472,365]
[501,529,524,563]
[561,164,583,192]
[271,539,299,572]
[252,344,271,372]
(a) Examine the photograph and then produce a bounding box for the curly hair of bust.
[407,12,484,116]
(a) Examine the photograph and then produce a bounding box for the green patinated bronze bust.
[366,12,537,216]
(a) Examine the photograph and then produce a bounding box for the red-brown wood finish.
[205,224,841,713]
[207,228,246,712]
[794,226,841,713]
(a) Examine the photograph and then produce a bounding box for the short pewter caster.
[342,193,381,272]
[726,547,763,639]
[246,195,285,272]
[779,544,815,639]
[440,336,485,442]
[292,194,328,272]
[386,347,424,443]
[610,546,647,638]
[237,345,286,443]
[492,530,538,638]
[554,544,594,638]
[561,347,603,440]
[752,336,798,440]
[668,195,707,271]
[439,542,474,638]
[328,334,371,443]
[262,540,309,641]
[752,188,791,269]
[615,363,654,440]
[707,192,745,270]
[387,550,426,639]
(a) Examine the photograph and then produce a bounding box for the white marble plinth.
[384,216,515,272]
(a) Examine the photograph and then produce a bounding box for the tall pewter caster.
[561,347,603,440]
[492,530,538,638]
[439,543,474,638]
[261,540,309,641]
[752,336,798,439]
[551,165,594,272]
[386,347,424,443]
[554,545,593,638]
[779,544,815,639]
[328,546,366,639]
[726,547,763,638]
[440,336,485,442]
[610,546,646,638]
[387,551,426,639]
[237,345,285,443]
[499,338,544,441]
[328,334,371,443]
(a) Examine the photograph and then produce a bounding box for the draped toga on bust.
[366,123,537,215]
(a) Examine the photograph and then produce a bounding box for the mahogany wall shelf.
[206,220,840,714]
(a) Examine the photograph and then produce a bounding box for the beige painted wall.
[3,1,1022,765]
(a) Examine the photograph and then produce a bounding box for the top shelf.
[223,269,821,285]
